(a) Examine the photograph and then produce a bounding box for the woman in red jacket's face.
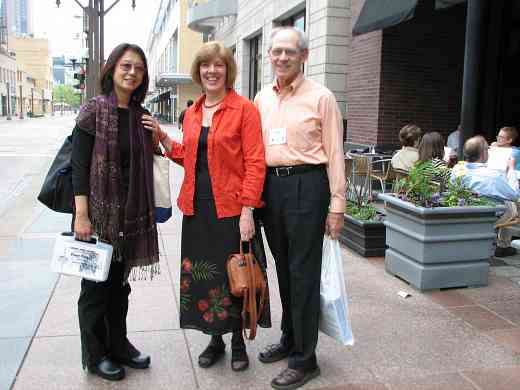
[199,57,227,97]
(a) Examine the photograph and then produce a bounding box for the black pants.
[78,260,132,368]
[262,167,330,371]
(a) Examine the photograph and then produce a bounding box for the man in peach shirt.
[254,26,346,390]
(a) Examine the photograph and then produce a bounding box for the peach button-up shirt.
[254,73,346,213]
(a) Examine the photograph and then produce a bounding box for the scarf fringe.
[129,262,161,281]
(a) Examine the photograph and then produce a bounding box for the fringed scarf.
[76,93,160,280]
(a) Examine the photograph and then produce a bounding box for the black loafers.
[88,357,125,381]
[271,367,321,390]
[113,351,151,369]
[258,343,291,364]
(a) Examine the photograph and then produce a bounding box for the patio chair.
[369,158,402,193]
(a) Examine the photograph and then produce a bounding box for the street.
[1,116,520,390]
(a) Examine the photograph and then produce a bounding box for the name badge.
[268,128,287,145]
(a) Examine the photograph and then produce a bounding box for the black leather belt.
[267,164,325,177]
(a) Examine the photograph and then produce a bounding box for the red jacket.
[167,90,266,218]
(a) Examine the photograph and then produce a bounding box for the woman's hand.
[239,207,255,241]
[74,214,93,241]
[142,115,166,145]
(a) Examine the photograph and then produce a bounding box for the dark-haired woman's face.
[113,50,145,96]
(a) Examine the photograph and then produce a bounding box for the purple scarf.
[76,94,159,279]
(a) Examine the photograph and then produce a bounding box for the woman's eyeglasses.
[119,63,146,74]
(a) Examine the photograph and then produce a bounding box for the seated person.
[446,124,461,155]
[491,126,520,171]
[391,124,422,172]
[452,136,519,257]
[417,131,451,189]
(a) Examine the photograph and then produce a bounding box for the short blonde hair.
[499,126,518,143]
[190,41,237,89]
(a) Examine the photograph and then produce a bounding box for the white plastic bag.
[319,237,354,346]
[153,154,172,223]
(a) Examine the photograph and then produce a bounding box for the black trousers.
[78,260,132,368]
[262,166,330,371]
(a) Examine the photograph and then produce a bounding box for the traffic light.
[74,69,86,91]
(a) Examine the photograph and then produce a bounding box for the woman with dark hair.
[71,43,159,381]
[145,41,269,372]
[391,124,423,172]
[417,131,451,187]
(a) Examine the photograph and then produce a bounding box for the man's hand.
[325,212,344,240]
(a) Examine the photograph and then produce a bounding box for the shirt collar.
[272,73,305,95]
[465,162,487,169]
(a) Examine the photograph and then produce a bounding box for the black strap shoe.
[88,357,125,381]
[271,367,320,390]
[198,341,226,368]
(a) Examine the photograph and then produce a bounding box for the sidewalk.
[4,126,520,390]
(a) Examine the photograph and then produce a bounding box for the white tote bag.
[319,237,354,346]
[153,154,172,223]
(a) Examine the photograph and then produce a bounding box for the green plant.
[345,201,378,221]
[393,161,495,208]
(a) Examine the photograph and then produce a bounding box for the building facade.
[0,48,17,117]
[187,0,350,119]
[146,0,205,124]
[0,0,34,37]
[8,35,52,114]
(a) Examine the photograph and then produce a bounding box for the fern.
[180,294,191,312]
[191,260,219,281]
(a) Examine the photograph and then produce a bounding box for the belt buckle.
[275,167,292,177]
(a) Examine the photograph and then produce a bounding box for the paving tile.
[0,239,9,257]
[312,385,389,390]
[486,328,520,355]
[426,290,475,308]
[492,266,520,278]
[448,306,516,331]
[483,299,520,326]
[22,207,71,235]
[0,338,31,390]
[461,367,520,390]
[0,260,57,292]
[0,288,54,338]
[458,276,520,304]
[386,373,477,390]
[13,331,197,390]
[0,237,55,262]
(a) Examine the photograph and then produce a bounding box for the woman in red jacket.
[143,42,269,371]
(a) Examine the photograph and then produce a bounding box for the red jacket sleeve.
[166,140,185,167]
[240,101,266,208]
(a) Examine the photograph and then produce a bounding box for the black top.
[194,126,214,200]
[71,107,130,196]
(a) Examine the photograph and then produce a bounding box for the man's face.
[269,30,308,85]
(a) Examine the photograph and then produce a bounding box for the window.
[280,10,306,32]
[248,35,262,100]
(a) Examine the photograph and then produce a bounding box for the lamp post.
[19,85,23,119]
[6,81,11,120]
[55,0,137,98]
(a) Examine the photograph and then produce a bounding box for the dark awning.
[353,0,466,36]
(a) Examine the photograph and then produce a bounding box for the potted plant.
[340,165,386,257]
[378,161,501,290]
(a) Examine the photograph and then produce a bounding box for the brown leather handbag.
[226,241,267,340]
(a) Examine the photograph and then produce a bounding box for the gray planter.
[339,214,386,257]
[378,193,501,290]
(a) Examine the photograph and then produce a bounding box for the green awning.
[353,0,466,36]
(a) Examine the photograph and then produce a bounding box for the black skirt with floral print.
[179,198,271,335]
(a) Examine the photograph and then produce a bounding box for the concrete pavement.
[1,119,520,389]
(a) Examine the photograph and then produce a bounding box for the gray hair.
[269,26,309,51]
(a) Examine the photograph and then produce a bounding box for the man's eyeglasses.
[269,48,301,58]
[119,63,146,74]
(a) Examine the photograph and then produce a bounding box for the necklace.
[203,98,224,109]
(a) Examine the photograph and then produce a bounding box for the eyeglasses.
[269,48,301,58]
[119,62,146,74]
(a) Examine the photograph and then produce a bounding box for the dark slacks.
[262,166,330,371]
[78,260,132,368]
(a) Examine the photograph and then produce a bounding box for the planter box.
[379,193,501,290]
[339,214,386,257]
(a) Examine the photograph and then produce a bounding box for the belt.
[267,164,324,177]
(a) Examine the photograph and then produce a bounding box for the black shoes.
[198,338,226,368]
[271,367,321,390]
[258,343,291,364]
[494,246,517,257]
[88,357,125,381]
[112,351,151,369]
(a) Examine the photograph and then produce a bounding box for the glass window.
[280,10,306,32]
[248,35,262,100]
